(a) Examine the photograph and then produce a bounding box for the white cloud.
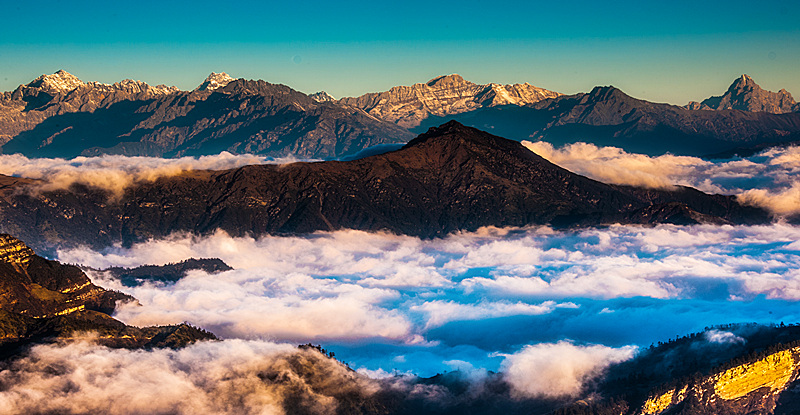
[523,141,800,216]
[0,338,376,415]
[411,300,578,329]
[705,330,746,345]
[501,341,636,399]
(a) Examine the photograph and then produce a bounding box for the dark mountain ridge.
[0,122,768,253]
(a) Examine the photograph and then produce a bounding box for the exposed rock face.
[0,234,215,355]
[0,122,768,252]
[687,75,799,114]
[339,74,561,128]
[0,71,412,159]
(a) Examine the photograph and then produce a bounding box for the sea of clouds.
[1,143,799,413]
[57,224,800,378]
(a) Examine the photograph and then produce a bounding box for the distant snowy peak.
[27,70,86,93]
[309,91,335,102]
[22,70,179,96]
[339,74,561,128]
[197,72,235,91]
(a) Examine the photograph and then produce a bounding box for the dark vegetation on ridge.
[0,121,769,252]
[0,234,216,359]
[98,258,233,287]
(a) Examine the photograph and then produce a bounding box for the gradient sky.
[0,0,798,104]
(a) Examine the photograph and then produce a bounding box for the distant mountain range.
[1,71,798,159]
[0,122,768,252]
[0,71,412,159]
[406,79,800,156]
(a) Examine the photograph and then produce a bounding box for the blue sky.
[1,0,798,104]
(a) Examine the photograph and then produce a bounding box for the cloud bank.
[51,223,800,377]
[501,341,636,399]
[0,153,297,196]
[0,338,376,415]
[523,141,800,215]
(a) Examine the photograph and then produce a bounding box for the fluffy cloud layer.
[50,223,800,379]
[0,153,295,196]
[501,341,636,398]
[523,141,800,215]
[0,338,375,415]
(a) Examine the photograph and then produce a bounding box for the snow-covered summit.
[197,72,235,91]
[310,91,335,102]
[27,70,86,93]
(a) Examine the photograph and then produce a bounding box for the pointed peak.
[729,74,759,90]
[404,120,481,147]
[27,70,85,93]
[586,85,630,100]
[197,72,235,91]
[426,74,467,87]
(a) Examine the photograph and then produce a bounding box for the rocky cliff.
[339,74,561,128]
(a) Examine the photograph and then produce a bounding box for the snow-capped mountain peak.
[27,70,86,93]
[197,72,235,91]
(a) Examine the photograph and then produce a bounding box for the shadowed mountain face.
[687,74,799,114]
[414,85,800,156]
[0,234,215,357]
[0,122,768,252]
[0,71,412,159]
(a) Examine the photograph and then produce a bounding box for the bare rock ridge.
[339,73,562,128]
[0,233,215,355]
[0,70,412,158]
[687,74,799,113]
[0,121,769,252]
